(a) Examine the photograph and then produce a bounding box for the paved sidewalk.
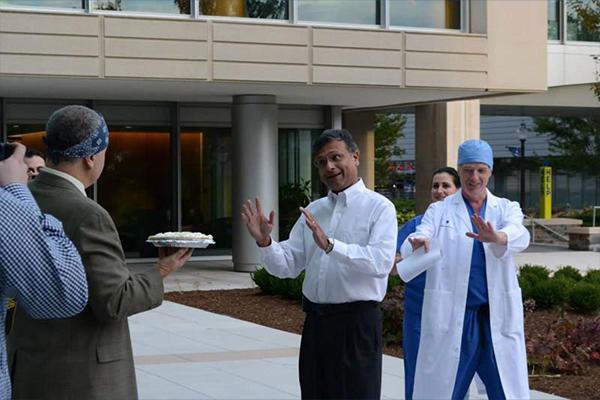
[128,243,596,399]
[132,301,563,400]
[515,243,600,272]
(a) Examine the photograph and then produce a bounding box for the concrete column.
[343,111,375,190]
[415,100,480,213]
[232,95,278,272]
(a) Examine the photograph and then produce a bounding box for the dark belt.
[302,295,379,316]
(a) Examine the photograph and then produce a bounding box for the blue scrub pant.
[452,305,506,400]
[402,310,421,400]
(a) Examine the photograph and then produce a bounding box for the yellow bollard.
[539,166,552,219]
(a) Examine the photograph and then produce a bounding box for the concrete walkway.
[131,301,562,400]
[127,242,597,399]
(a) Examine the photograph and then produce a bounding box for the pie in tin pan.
[147,232,215,248]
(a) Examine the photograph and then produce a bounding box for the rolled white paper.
[396,244,442,283]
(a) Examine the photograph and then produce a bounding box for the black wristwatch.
[325,238,334,254]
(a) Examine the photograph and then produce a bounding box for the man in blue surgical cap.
[400,139,531,399]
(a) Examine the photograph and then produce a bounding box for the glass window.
[0,0,83,8]
[390,0,460,29]
[181,128,232,255]
[567,0,600,42]
[200,0,288,19]
[298,0,379,25]
[94,0,190,14]
[547,0,560,40]
[97,127,172,258]
[7,124,47,153]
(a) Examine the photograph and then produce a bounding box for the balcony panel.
[313,47,402,68]
[313,28,402,50]
[214,42,308,64]
[105,38,207,60]
[105,58,207,79]
[0,33,99,56]
[213,62,308,83]
[313,66,402,86]
[0,11,98,35]
[405,69,486,89]
[0,54,99,76]
[104,17,207,40]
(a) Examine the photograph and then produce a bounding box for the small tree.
[374,113,406,188]
[535,116,600,176]
[569,0,600,99]
[96,0,121,10]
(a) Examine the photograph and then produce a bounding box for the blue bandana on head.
[46,115,109,163]
[458,139,493,169]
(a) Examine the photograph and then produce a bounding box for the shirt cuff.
[328,239,348,259]
[3,183,37,206]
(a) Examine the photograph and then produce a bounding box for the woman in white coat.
[401,139,530,400]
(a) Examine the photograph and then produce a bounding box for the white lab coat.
[400,189,530,400]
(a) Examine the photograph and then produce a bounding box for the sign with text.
[540,166,552,219]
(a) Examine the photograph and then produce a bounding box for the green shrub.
[553,266,583,282]
[568,282,600,314]
[529,278,571,310]
[381,284,405,345]
[584,269,600,286]
[251,267,275,294]
[518,265,551,300]
[393,199,417,225]
[387,274,403,291]
[251,267,304,301]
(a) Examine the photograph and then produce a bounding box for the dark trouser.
[299,296,383,400]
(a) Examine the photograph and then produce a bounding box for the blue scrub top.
[397,215,425,314]
[463,195,489,307]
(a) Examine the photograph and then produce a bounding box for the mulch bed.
[165,288,599,399]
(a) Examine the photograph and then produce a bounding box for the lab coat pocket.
[501,288,525,335]
[438,219,457,240]
[421,289,453,334]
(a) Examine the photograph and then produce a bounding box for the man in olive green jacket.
[8,105,192,399]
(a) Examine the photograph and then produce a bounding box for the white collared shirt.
[258,179,398,304]
[42,168,87,196]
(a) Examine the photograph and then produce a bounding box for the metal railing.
[524,216,569,244]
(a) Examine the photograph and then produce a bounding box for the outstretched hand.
[466,214,507,245]
[299,207,328,251]
[241,197,275,247]
[157,247,193,278]
[408,237,430,253]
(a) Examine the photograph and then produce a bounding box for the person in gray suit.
[8,105,193,399]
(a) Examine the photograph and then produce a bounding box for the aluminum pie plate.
[146,239,216,248]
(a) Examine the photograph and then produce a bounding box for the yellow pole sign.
[540,166,552,219]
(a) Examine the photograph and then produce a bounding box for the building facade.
[0,0,548,269]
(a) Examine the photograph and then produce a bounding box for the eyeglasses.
[313,152,347,168]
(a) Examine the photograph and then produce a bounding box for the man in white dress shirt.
[242,129,397,399]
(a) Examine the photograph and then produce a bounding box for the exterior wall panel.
[104,17,207,40]
[405,52,487,72]
[105,38,207,60]
[0,12,98,35]
[0,54,99,76]
[405,33,487,54]
[213,61,307,82]
[313,47,402,68]
[0,33,99,56]
[213,23,307,45]
[213,42,308,64]
[405,70,486,89]
[105,59,207,79]
[313,28,402,50]
[313,66,402,86]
